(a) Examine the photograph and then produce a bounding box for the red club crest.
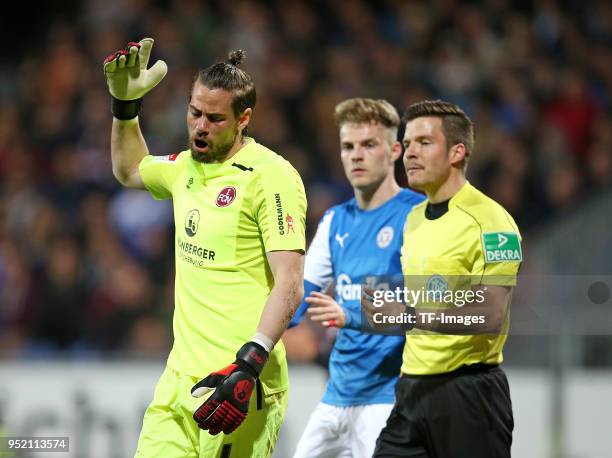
[216,186,236,207]
[234,379,254,403]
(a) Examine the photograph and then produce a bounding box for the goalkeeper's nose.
[194,114,212,134]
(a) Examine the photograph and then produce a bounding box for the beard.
[190,130,238,164]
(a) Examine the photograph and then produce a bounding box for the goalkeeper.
[103,38,306,457]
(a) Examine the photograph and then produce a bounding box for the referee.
[372,100,521,458]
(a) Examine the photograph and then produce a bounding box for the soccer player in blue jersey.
[290,98,424,458]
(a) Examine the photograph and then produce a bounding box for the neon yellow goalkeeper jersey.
[400,182,522,375]
[139,138,306,393]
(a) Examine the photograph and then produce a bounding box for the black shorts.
[373,364,513,458]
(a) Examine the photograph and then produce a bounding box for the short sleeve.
[255,161,306,253]
[139,152,185,200]
[304,210,334,287]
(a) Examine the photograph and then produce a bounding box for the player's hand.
[361,286,379,327]
[306,292,346,328]
[103,38,167,101]
[361,286,415,330]
[191,342,268,435]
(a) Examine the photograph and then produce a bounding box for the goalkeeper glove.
[103,38,167,120]
[191,342,268,435]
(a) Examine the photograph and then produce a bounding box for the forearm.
[257,278,304,345]
[288,280,320,328]
[111,117,149,186]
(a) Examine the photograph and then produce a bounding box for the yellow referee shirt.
[139,138,306,393]
[401,182,521,375]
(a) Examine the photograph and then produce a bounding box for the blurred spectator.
[25,235,91,356]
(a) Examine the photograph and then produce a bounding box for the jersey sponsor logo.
[186,177,194,189]
[275,193,285,235]
[376,226,394,248]
[335,233,349,248]
[482,232,522,263]
[177,237,216,261]
[286,213,294,233]
[185,209,200,237]
[335,273,361,304]
[155,153,179,162]
[216,186,236,207]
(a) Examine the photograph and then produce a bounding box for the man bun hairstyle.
[402,100,474,164]
[227,49,245,66]
[195,49,256,135]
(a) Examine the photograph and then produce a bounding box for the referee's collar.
[450,181,473,207]
[425,181,472,219]
[425,199,450,220]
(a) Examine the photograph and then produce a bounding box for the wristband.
[236,341,269,376]
[251,333,274,353]
[111,96,142,120]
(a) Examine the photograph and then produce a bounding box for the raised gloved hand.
[191,342,268,435]
[103,38,167,119]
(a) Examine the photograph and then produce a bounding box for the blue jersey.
[291,189,425,406]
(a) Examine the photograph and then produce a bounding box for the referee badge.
[427,274,448,293]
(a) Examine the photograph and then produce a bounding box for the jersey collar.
[228,136,256,165]
[190,137,257,176]
[448,181,473,209]
[353,189,404,214]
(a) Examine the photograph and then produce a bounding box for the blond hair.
[334,98,400,129]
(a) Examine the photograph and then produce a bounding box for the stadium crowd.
[1,0,611,360]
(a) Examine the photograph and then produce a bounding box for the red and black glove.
[191,342,268,435]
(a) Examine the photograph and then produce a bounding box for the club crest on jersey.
[185,209,200,237]
[376,226,394,248]
[216,186,236,207]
